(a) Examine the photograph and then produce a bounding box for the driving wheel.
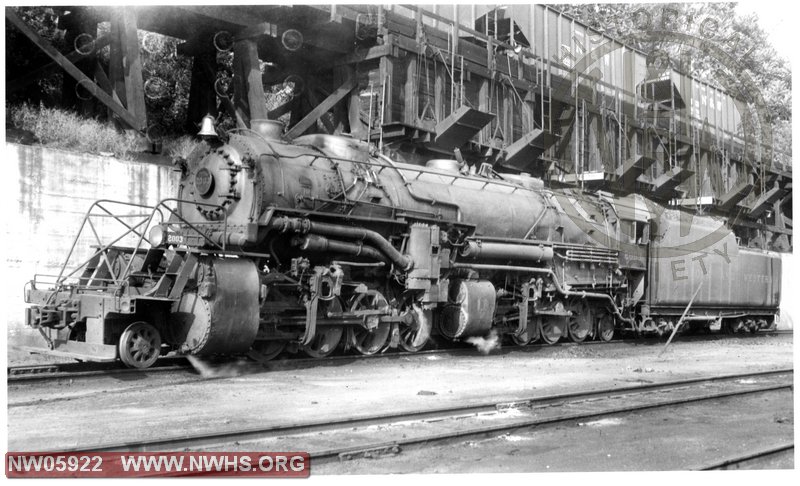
[347,290,392,355]
[597,314,615,342]
[249,340,286,362]
[511,315,542,346]
[567,299,593,343]
[397,298,431,352]
[302,298,344,358]
[541,318,565,345]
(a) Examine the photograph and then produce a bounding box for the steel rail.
[43,368,792,453]
[8,329,792,383]
[697,443,794,470]
[8,361,192,383]
[310,380,793,465]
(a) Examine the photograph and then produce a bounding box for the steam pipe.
[460,241,553,262]
[270,217,413,271]
[210,231,248,247]
[291,234,388,264]
[451,262,634,325]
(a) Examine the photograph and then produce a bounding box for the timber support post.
[119,7,146,131]
[185,35,219,133]
[232,38,268,128]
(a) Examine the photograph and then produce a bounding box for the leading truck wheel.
[119,321,161,369]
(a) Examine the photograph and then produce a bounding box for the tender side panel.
[649,211,780,311]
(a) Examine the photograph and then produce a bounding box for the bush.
[162,135,204,161]
[8,103,207,162]
[8,103,140,160]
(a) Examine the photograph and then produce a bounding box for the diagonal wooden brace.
[8,34,111,94]
[285,74,358,140]
[6,9,143,131]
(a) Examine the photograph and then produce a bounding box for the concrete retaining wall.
[3,143,180,337]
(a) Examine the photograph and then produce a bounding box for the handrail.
[116,198,229,286]
[59,218,150,282]
[52,198,229,296]
[55,199,163,286]
[85,217,119,286]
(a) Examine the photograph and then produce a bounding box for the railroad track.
[698,443,794,470]
[48,368,792,463]
[7,359,193,383]
[8,329,793,384]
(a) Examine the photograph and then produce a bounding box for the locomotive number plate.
[166,233,185,244]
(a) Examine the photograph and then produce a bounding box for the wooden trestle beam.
[717,179,755,212]
[116,8,147,129]
[285,73,358,140]
[185,38,219,133]
[7,35,111,94]
[5,8,144,131]
[232,38,269,124]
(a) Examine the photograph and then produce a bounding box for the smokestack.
[251,119,284,141]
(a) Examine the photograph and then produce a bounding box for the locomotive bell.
[197,115,218,138]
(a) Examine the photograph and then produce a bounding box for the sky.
[734,0,794,64]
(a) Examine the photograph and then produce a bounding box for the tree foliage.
[551,2,791,156]
[7,7,192,137]
[5,7,67,105]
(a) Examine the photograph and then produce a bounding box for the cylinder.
[460,241,553,262]
[440,280,496,339]
[169,257,259,355]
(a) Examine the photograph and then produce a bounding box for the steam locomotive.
[24,120,781,368]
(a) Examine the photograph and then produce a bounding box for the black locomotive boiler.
[24,121,781,368]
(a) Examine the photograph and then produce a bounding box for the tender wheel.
[118,321,161,369]
[748,319,764,334]
[347,290,392,355]
[302,299,343,358]
[597,314,615,342]
[721,319,733,334]
[248,340,286,362]
[567,299,593,343]
[541,318,565,345]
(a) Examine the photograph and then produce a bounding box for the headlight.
[149,225,165,248]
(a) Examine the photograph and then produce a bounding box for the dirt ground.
[315,388,794,472]
[7,333,792,460]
